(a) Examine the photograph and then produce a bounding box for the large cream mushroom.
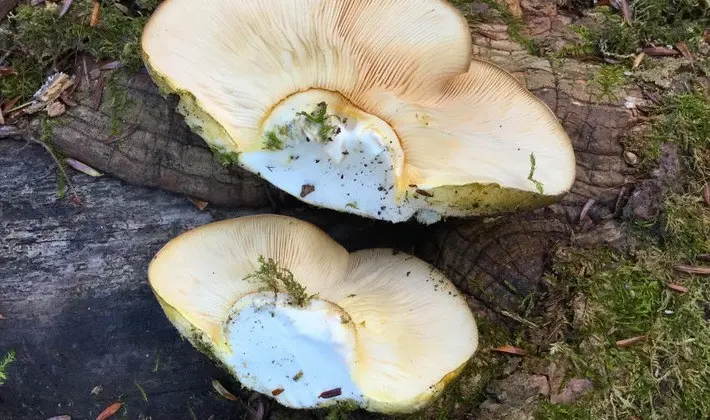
[141,0,575,224]
[147,215,478,413]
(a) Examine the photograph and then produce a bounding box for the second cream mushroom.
[148,215,478,413]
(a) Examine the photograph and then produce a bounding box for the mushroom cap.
[147,215,478,413]
[141,0,575,223]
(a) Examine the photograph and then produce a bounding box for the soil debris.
[299,184,315,198]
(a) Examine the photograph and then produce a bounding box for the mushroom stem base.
[240,89,445,223]
[221,293,363,409]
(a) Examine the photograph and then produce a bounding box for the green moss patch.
[535,85,710,417]
[1,1,156,101]
[0,350,16,386]
[553,2,708,62]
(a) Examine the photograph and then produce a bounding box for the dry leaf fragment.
[95,402,121,420]
[632,52,645,69]
[113,2,129,15]
[0,126,20,138]
[0,66,16,76]
[60,92,78,107]
[642,46,678,56]
[676,41,693,61]
[58,0,73,17]
[187,196,209,211]
[703,184,710,206]
[100,61,123,70]
[667,283,689,293]
[65,158,103,177]
[549,378,593,405]
[415,188,434,197]
[90,1,101,27]
[674,265,710,275]
[580,199,595,224]
[47,101,66,117]
[616,335,647,347]
[271,388,284,396]
[493,345,527,356]
[93,75,105,110]
[211,379,237,401]
[610,0,632,24]
[69,192,84,206]
[3,96,21,115]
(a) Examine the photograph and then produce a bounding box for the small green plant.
[527,152,544,194]
[245,256,316,307]
[589,65,626,102]
[38,117,79,200]
[297,102,343,143]
[0,350,16,386]
[553,25,596,59]
[262,131,285,151]
[324,400,359,420]
[209,145,241,167]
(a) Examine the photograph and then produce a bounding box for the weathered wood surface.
[0,139,440,420]
[1,1,650,418]
[0,139,260,419]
